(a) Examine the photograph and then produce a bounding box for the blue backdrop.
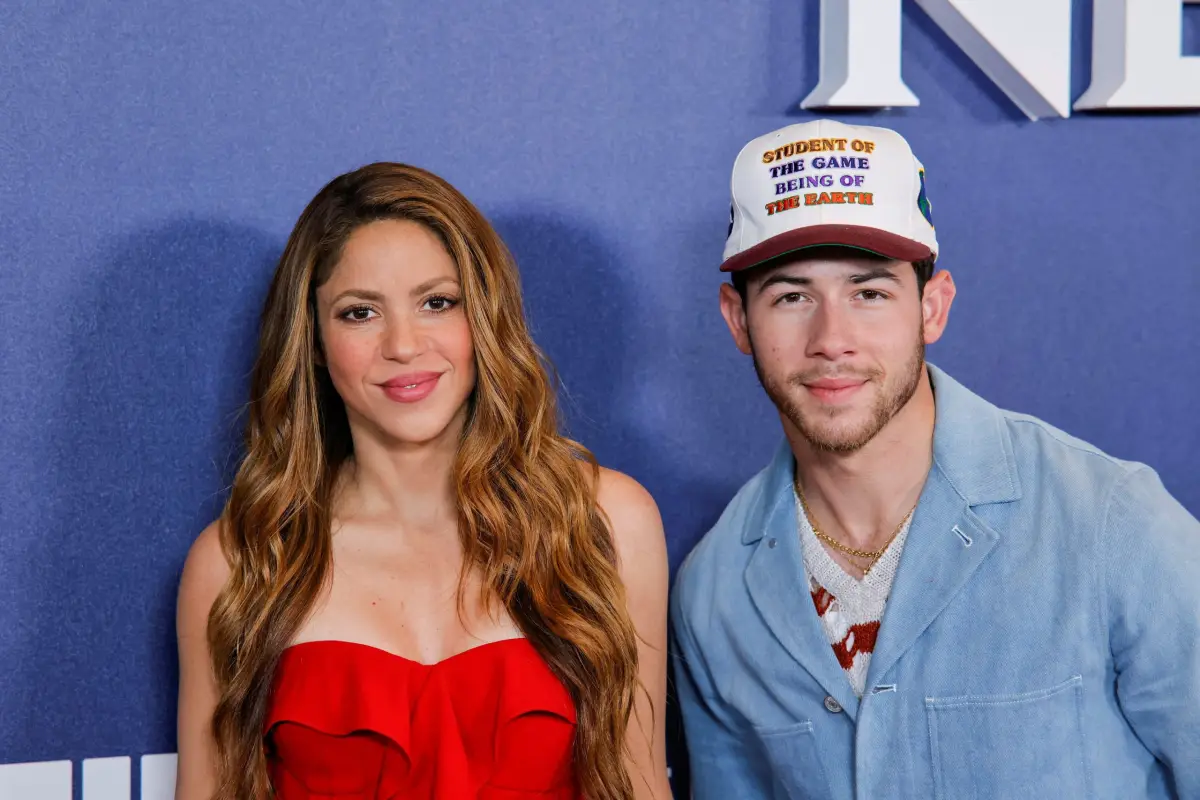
[2,0,1197,796]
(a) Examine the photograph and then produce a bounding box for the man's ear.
[920,269,956,345]
[719,282,753,356]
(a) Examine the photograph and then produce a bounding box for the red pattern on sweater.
[811,586,881,670]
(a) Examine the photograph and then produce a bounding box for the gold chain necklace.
[793,474,917,568]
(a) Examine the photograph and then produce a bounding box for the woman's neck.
[336,419,461,536]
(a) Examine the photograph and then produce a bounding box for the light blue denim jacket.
[671,366,1200,800]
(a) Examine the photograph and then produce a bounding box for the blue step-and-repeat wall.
[2,1,1197,797]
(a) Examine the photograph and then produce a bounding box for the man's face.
[719,250,954,453]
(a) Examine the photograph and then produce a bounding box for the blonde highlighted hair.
[207,163,641,798]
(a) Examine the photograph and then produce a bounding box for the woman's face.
[314,219,476,449]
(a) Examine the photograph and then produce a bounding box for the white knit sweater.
[796,494,913,697]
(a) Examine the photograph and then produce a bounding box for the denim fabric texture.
[672,365,1200,800]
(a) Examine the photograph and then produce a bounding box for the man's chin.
[797,391,870,422]
[799,426,875,454]
[791,404,882,453]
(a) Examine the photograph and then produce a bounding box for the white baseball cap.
[720,119,938,273]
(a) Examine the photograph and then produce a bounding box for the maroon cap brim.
[720,225,933,273]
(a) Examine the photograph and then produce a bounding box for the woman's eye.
[423,295,458,312]
[340,306,377,322]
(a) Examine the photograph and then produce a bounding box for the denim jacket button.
[824,696,843,714]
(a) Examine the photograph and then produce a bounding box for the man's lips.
[802,376,868,402]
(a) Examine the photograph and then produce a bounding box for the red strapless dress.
[264,639,580,799]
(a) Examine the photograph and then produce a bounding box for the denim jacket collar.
[739,364,1022,708]
[740,363,1021,547]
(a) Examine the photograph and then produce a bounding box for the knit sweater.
[796,495,913,697]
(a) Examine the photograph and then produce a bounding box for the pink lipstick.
[380,371,442,403]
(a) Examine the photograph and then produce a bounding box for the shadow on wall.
[25,220,279,762]
[491,209,704,796]
[492,210,643,469]
[494,208,741,555]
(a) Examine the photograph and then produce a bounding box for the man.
[670,119,1200,799]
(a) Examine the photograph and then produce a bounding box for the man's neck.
[789,368,936,552]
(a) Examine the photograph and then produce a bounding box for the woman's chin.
[373,408,466,449]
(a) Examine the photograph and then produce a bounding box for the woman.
[174,163,671,799]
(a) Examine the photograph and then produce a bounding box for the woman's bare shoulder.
[177,520,231,630]
[585,465,666,584]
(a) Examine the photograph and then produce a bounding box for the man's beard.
[753,333,925,454]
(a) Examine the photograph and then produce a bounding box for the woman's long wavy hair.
[207,163,642,799]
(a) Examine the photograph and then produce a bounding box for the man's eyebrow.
[848,267,902,284]
[756,273,812,293]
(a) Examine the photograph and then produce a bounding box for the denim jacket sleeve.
[1104,465,1200,797]
[670,576,774,799]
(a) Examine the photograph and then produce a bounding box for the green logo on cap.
[917,169,934,228]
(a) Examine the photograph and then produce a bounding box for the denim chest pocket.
[925,675,1092,800]
[753,720,835,800]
